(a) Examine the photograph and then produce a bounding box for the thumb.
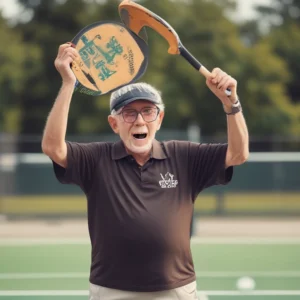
[206,78,216,90]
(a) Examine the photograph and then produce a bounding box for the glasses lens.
[122,109,137,123]
[141,107,158,122]
[121,107,159,123]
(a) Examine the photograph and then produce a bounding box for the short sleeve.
[188,143,233,196]
[53,141,102,191]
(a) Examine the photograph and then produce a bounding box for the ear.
[156,111,164,131]
[108,115,119,134]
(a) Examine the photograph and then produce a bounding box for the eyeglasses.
[117,107,160,123]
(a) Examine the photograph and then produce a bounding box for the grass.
[0,238,300,299]
[1,193,300,215]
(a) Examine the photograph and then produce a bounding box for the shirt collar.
[112,139,168,160]
[151,139,168,159]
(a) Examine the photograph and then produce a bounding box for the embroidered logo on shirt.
[159,172,178,188]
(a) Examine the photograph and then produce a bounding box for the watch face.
[232,104,242,113]
[226,102,241,115]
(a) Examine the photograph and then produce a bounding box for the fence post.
[187,123,201,237]
[215,191,225,215]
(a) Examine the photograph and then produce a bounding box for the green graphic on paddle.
[78,35,124,82]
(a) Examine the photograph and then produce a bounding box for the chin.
[127,141,152,154]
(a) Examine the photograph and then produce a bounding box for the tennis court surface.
[1,233,300,300]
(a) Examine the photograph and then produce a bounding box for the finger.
[206,78,232,99]
[65,55,75,65]
[55,55,74,70]
[62,48,79,60]
[208,69,217,82]
[63,46,79,56]
[58,42,78,58]
[221,77,235,92]
[67,46,79,56]
[223,77,237,91]
[206,78,217,91]
[215,71,227,85]
[211,67,221,75]
[61,52,77,62]
[211,68,221,77]
[211,68,224,84]
[68,42,76,48]
[57,52,77,66]
[57,43,73,57]
[220,78,232,92]
[217,75,231,90]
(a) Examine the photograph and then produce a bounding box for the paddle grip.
[180,45,231,96]
[179,45,201,71]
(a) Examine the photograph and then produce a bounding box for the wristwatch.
[224,99,242,115]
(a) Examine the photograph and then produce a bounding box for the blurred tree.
[238,20,261,46]
[137,0,295,137]
[256,0,300,27]
[254,0,300,133]
[0,15,41,134]
[13,0,122,151]
[0,0,298,151]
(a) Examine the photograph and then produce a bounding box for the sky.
[0,0,272,22]
[234,0,272,21]
[0,0,20,19]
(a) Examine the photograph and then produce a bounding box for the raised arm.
[42,43,79,168]
[206,68,249,168]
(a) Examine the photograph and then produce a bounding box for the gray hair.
[110,82,165,114]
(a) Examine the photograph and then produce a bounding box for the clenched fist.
[206,68,238,108]
[54,43,79,85]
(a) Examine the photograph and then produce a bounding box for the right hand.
[54,43,79,84]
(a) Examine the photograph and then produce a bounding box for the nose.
[134,112,145,125]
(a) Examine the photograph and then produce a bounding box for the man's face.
[108,100,164,155]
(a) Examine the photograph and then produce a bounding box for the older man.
[42,43,249,300]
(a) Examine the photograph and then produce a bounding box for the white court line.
[203,290,300,296]
[196,271,300,278]
[0,290,88,296]
[1,271,300,280]
[1,290,300,296]
[191,237,300,245]
[1,237,300,246]
[0,238,90,246]
[0,273,88,280]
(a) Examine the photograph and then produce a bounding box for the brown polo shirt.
[53,139,233,292]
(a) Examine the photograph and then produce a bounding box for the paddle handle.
[179,45,231,96]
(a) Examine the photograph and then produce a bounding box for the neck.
[127,149,151,166]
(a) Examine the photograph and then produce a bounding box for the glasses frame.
[117,106,160,123]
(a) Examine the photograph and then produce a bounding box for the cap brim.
[112,96,160,111]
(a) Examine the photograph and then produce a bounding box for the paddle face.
[71,21,149,96]
[119,0,181,55]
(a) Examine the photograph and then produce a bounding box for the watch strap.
[224,99,242,115]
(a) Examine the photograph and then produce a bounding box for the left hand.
[206,68,238,108]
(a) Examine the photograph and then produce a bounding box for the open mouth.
[133,133,147,139]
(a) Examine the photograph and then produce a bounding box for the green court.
[0,237,300,299]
